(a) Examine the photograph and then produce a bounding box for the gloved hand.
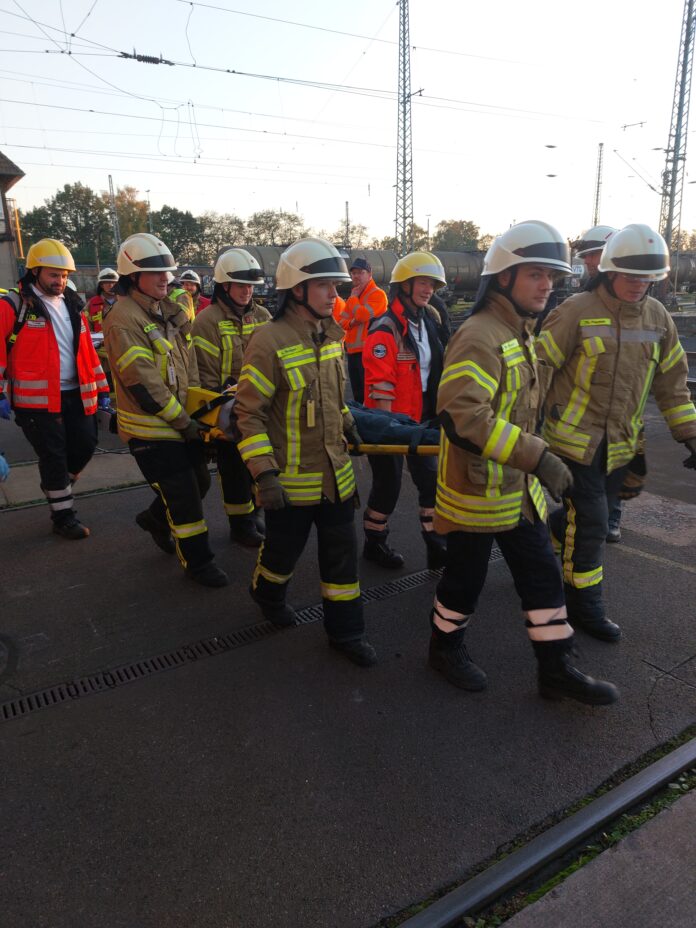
[256,471,289,510]
[534,449,573,502]
[619,452,647,499]
[181,419,209,442]
[683,437,696,471]
[0,453,9,482]
[344,422,363,456]
[97,395,112,411]
[0,396,11,420]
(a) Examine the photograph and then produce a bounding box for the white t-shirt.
[408,318,431,392]
[32,285,78,389]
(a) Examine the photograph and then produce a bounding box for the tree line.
[19,183,496,266]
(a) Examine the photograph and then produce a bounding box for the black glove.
[619,452,647,499]
[534,449,573,502]
[684,438,696,471]
[256,472,289,510]
[181,420,209,442]
[344,422,363,456]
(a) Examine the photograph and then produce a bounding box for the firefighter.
[334,257,387,403]
[234,237,376,666]
[180,269,211,316]
[103,232,228,587]
[361,252,448,570]
[168,276,195,321]
[0,239,109,538]
[430,220,618,705]
[192,248,271,546]
[537,224,696,641]
[87,268,119,333]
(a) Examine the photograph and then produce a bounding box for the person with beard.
[192,248,270,547]
[537,224,696,643]
[429,220,618,705]
[0,239,108,538]
[361,252,448,570]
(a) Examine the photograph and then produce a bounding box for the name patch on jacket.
[27,317,46,328]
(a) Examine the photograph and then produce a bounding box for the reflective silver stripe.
[619,330,662,343]
[14,395,49,405]
[13,379,49,389]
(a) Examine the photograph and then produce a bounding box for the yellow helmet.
[25,238,76,272]
[390,252,447,288]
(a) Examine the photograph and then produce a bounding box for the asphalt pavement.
[1,400,695,928]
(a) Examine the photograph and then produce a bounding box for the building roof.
[0,151,24,191]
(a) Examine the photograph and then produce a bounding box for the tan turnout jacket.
[536,285,696,473]
[434,292,548,534]
[103,289,199,443]
[234,306,357,505]
[191,299,271,390]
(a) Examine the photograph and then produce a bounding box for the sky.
[0,0,693,244]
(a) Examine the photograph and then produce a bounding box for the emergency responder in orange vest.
[234,237,376,666]
[192,248,271,546]
[537,224,696,641]
[103,232,228,587]
[431,220,618,705]
[87,267,119,333]
[0,238,109,538]
[361,252,448,570]
[334,257,387,403]
[180,269,211,316]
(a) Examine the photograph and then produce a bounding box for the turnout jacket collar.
[126,287,190,327]
[283,303,345,344]
[484,291,539,341]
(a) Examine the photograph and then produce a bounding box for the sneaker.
[329,638,378,667]
[186,563,229,587]
[136,510,175,554]
[53,517,90,540]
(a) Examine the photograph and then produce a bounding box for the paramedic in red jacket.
[362,252,448,569]
[0,239,109,539]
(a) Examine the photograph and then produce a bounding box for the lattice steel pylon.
[592,142,604,226]
[659,0,696,286]
[395,0,414,257]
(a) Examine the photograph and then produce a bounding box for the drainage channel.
[0,551,503,725]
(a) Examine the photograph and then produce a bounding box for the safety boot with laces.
[363,534,405,569]
[428,633,488,691]
[186,562,229,587]
[533,637,619,705]
[229,515,264,548]
[53,516,90,540]
[249,585,297,627]
[329,638,378,667]
[136,509,175,554]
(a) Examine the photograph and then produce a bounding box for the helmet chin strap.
[398,281,423,320]
[293,281,324,320]
[495,267,538,319]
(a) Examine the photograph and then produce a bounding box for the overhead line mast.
[659,0,696,293]
[592,142,604,226]
[395,0,416,257]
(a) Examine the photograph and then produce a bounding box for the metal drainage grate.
[0,550,504,724]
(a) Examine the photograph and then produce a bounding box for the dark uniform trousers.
[129,438,213,571]
[252,497,365,642]
[548,441,628,622]
[215,439,255,516]
[346,351,365,405]
[367,452,437,514]
[437,516,564,616]
[15,388,98,524]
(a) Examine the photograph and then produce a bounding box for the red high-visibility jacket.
[0,286,108,414]
[334,279,387,354]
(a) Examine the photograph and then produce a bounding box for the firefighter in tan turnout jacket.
[234,238,376,667]
[192,248,271,547]
[430,220,617,705]
[103,232,228,588]
[537,224,696,641]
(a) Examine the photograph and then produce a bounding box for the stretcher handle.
[352,444,439,456]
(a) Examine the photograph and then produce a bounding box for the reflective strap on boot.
[420,507,435,532]
[524,606,573,642]
[364,509,389,535]
[431,598,471,634]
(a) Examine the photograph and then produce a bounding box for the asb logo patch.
[372,343,387,359]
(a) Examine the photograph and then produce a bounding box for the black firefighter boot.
[421,523,447,569]
[533,636,619,705]
[428,624,488,691]
[363,513,405,569]
[564,586,621,642]
[229,514,265,548]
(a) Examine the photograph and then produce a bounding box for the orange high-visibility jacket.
[334,279,387,354]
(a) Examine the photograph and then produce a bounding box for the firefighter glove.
[344,422,364,456]
[0,396,10,420]
[256,471,289,510]
[181,420,209,442]
[619,451,647,499]
[684,438,696,471]
[534,449,573,502]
